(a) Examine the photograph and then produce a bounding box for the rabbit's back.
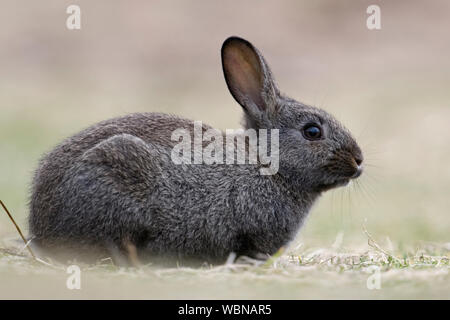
[29,113,199,246]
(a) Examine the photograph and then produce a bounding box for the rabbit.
[28,36,363,265]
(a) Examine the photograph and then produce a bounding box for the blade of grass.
[0,199,36,259]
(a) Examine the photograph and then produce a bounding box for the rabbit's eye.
[303,124,322,140]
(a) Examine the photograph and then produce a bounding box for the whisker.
[363,163,382,169]
[356,179,376,205]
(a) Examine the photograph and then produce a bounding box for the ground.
[0,234,449,299]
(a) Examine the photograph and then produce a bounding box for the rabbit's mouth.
[318,165,363,192]
[317,177,350,192]
[317,158,363,192]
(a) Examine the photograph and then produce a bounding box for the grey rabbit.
[29,36,363,265]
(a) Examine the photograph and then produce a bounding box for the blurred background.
[0,0,449,298]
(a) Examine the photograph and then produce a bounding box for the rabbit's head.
[222,36,363,193]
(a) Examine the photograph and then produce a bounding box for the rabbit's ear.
[221,37,279,115]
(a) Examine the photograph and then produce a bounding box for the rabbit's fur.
[29,37,363,264]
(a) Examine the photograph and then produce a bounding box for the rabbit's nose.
[350,153,363,179]
[351,144,363,167]
[352,148,364,167]
[351,165,363,179]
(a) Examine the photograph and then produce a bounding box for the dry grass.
[2,181,449,300]
[0,232,448,299]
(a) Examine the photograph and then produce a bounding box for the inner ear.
[222,38,266,110]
